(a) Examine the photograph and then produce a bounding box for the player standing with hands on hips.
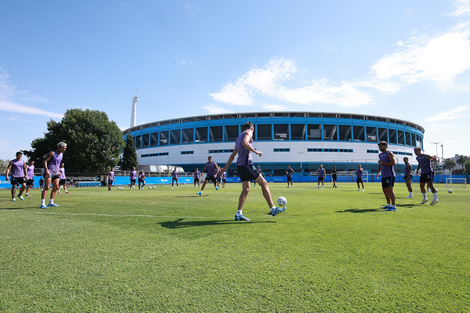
[219,122,286,221]
[40,142,67,209]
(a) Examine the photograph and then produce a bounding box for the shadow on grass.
[159,218,275,229]
[336,208,381,213]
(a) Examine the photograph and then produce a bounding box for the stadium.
[122,111,424,179]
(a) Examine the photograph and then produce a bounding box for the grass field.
[1,182,469,312]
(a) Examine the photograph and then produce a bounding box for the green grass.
[1,182,469,312]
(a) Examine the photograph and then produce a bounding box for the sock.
[433,193,438,200]
[422,193,427,199]
[41,199,45,206]
[409,192,413,197]
[236,210,242,215]
[49,199,54,204]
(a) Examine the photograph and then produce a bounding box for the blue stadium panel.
[122,112,424,175]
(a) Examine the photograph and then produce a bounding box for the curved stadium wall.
[122,112,424,176]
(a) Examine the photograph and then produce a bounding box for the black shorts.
[26,179,35,186]
[420,173,433,183]
[139,179,145,183]
[60,179,66,185]
[130,179,136,184]
[205,175,217,183]
[287,176,293,182]
[194,178,200,183]
[318,177,324,182]
[332,175,337,181]
[356,178,363,183]
[405,175,413,181]
[11,177,26,186]
[382,176,395,188]
[237,165,259,182]
[108,179,114,186]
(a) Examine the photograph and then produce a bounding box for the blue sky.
[1,0,470,161]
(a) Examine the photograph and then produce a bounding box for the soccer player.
[5,151,28,201]
[376,141,397,211]
[356,164,365,191]
[40,142,67,208]
[221,171,227,188]
[197,156,219,195]
[138,169,146,190]
[317,164,326,189]
[129,167,137,190]
[25,160,35,196]
[219,122,286,221]
[414,147,439,205]
[58,163,70,194]
[107,168,114,191]
[39,177,44,189]
[171,168,179,189]
[403,157,413,198]
[331,166,338,188]
[193,168,200,188]
[286,165,294,188]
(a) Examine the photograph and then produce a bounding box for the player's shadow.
[336,208,381,213]
[159,218,275,229]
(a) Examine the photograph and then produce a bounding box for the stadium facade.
[122,112,424,176]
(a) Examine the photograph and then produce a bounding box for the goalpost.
[445,177,467,188]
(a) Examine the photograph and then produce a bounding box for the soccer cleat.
[58,191,61,194]
[362,189,365,192]
[48,203,60,207]
[235,214,250,221]
[11,198,16,202]
[18,195,24,200]
[420,199,429,204]
[385,207,397,211]
[215,186,219,191]
[197,191,202,196]
[271,207,286,216]
[430,199,438,205]
[406,195,413,198]
[380,204,391,209]
[39,204,48,209]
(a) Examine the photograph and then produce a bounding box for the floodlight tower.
[130,90,139,128]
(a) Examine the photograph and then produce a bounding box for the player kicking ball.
[219,122,286,221]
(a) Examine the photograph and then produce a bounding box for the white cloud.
[426,105,470,122]
[450,0,470,17]
[0,99,63,119]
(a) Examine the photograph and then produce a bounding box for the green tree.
[465,160,470,174]
[121,134,138,170]
[456,155,469,169]
[443,158,456,170]
[24,109,124,173]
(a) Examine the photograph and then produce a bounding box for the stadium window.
[142,134,149,147]
[308,148,322,152]
[224,125,239,141]
[389,129,397,144]
[135,136,142,148]
[307,124,321,140]
[366,126,377,142]
[411,133,416,147]
[353,126,365,141]
[150,133,158,147]
[273,148,290,152]
[378,128,388,142]
[274,124,289,140]
[367,150,379,153]
[170,129,180,145]
[195,127,208,143]
[339,125,352,141]
[160,131,169,146]
[291,124,306,140]
[181,151,194,155]
[404,132,410,146]
[182,128,194,144]
[397,130,405,145]
[339,149,353,153]
[323,125,338,140]
[257,124,272,140]
[209,126,223,142]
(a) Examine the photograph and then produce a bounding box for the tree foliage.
[443,158,456,170]
[121,134,138,170]
[24,109,124,173]
[465,160,470,173]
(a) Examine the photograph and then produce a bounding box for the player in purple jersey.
[376,141,397,211]
[5,151,28,201]
[58,163,70,194]
[220,122,286,221]
[253,165,263,187]
[138,169,146,190]
[317,164,326,189]
[129,167,137,190]
[286,165,295,188]
[171,168,179,189]
[107,168,114,191]
[25,160,35,196]
[40,142,67,209]
[197,156,220,195]
[356,164,365,191]
[414,147,438,205]
[403,157,413,198]
[193,168,200,188]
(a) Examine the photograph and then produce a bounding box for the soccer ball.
[448,189,453,194]
[118,187,123,190]
[149,186,152,189]
[153,186,156,189]
[277,196,287,207]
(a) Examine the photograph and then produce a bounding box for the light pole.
[298,151,306,182]
[431,142,442,160]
